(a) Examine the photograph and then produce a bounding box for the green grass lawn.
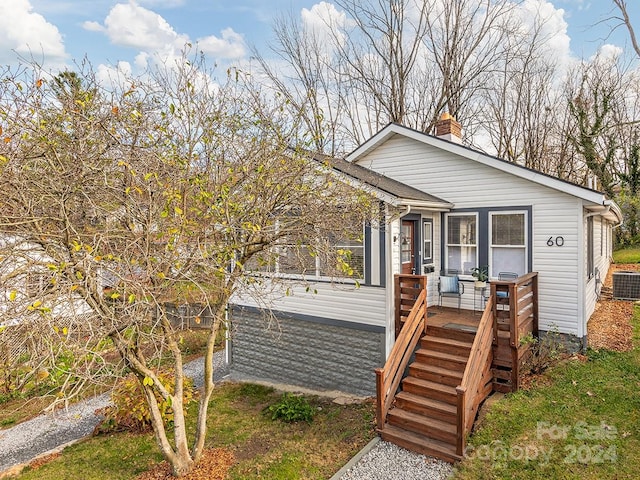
[613,246,640,263]
[15,383,375,479]
[452,305,640,480]
[11,249,640,479]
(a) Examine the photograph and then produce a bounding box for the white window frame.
[423,218,433,265]
[488,210,528,278]
[444,212,478,275]
[251,224,365,282]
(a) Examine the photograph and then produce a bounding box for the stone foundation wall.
[229,306,385,397]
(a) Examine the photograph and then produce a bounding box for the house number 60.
[547,236,564,247]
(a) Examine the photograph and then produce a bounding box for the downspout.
[385,205,411,357]
[389,205,412,224]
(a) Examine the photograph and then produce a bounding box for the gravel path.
[338,440,454,480]
[0,353,455,480]
[0,350,229,474]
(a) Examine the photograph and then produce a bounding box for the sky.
[0,0,638,76]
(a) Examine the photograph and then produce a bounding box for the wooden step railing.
[378,272,539,459]
[394,274,427,337]
[376,282,427,430]
[490,272,539,391]
[455,295,494,456]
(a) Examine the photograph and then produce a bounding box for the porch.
[377,272,539,461]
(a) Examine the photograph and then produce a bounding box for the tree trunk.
[192,314,222,462]
[171,456,195,478]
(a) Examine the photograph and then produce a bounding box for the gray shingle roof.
[313,153,452,206]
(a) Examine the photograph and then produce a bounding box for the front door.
[401,220,415,274]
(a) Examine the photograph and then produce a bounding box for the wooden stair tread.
[409,362,464,384]
[395,391,456,415]
[425,325,477,342]
[416,349,468,363]
[379,424,462,463]
[388,408,456,433]
[422,335,473,348]
[410,362,463,377]
[402,376,456,393]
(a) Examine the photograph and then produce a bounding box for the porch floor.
[426,306,481,330]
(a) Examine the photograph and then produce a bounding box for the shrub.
[521,330,566,375]
[265,392,315,424]
[99,372,196,433]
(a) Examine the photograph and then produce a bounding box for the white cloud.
[95,61,134,90]
[84,1,246,65]
[510,0,575,69]
[519,0,572,64]
[197,28,246,59]
[0,0,67,65]
[301,2,351,44]
[593,43,624,62]
[82,20,105,33]
[135,52,150,70]
[100,2,186,52]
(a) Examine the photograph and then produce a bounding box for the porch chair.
[438,273,464,312]
[496,271,518,309]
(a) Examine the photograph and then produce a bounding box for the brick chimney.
[434,112,462,143]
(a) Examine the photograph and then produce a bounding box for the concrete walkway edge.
[329,436,380,480]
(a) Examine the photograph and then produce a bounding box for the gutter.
[397,198,453,211]
[603,200,624,227]
[585,204,610,219]
[586,202,624,230]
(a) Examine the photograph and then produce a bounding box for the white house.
[229,118,622,397]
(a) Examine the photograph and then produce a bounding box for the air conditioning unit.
[612,271,640,300]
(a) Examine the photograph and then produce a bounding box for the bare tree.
[258,0,525,152]
[422,0,518,137]
[333,0,431,137]
[479,6,560,169]
[253,10,348,156]
[259,0,434,149]
[0,52,372,476]
[612,0,640,57]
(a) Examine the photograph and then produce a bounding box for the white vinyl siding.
[355,134,585,336]
[231,280,386,328]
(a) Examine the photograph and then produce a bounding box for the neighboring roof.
[346,123,623,224]
[312,152,453,209]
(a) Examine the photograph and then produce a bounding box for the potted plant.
[471,266,488,288]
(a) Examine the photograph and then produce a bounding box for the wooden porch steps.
[378,424,463,463]
[379,273,539,465]
[378,324,473,463]
[408,363,462,387]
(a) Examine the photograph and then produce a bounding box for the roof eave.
[347,123,617,206]
[398,198,453,211]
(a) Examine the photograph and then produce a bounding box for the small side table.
[474,283,489,315]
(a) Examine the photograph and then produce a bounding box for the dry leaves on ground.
[27,452,61,471]
[587,263,639,352]
[135,449,234,480]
